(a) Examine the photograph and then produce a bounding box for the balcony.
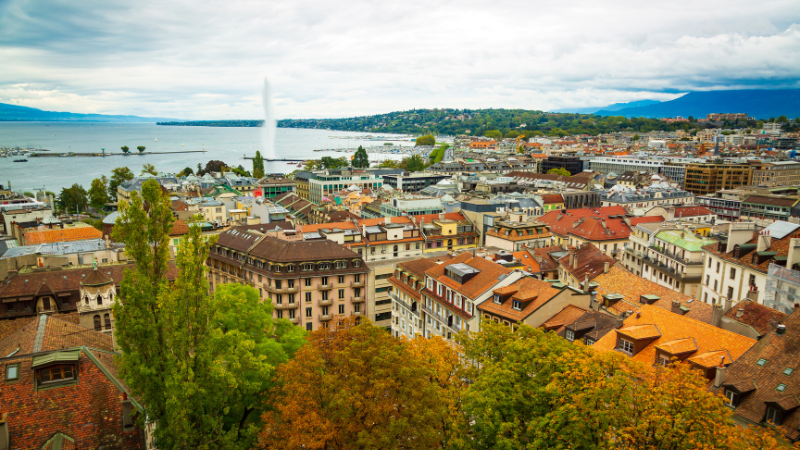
[648,246,704,266]
[351,295,365,304]
[351,310,364,317]
[641,258,702,282]
[318,299,333,307]
[319,313,332,322]
[317,283,333,290]
[274,301,298,310]
[350,280,365,288]
[289,317,300,325]
[285,286,298,293]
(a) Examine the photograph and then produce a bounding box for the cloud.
[0,0,798,119]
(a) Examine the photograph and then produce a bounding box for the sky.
[1,0,799,120]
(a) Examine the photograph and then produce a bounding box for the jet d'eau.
[262,78,277,160]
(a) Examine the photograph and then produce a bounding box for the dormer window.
[335,262,346,269]
[566,330,575,342]
[274,265,282,273]
[619,338,634,354]
[96,295,102,306]
[353,260,361,268]
[512,300,522,311]
[319,263,331,271]
[765,407,784,425]
[493,294,501,304]
[39,365,75,384]
[436,284,442,297]
[286,264,295,272]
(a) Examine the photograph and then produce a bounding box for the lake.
[0,122,412,193]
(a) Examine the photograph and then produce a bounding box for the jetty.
[28,150,207,157]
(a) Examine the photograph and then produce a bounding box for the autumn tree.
[88,176,110,208]
[108,166,134,199]
[259,319,464,450]
[352,145,370,168]
[377,159,399,168]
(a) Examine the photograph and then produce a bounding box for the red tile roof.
[24,226,103,245]
[541,304,588,334]
[478,278,563,322]
[541,194,564,204]
[723,299,787,336]
[424,253,511,301]
[538,206,631,241]
[673,205,714,217]
[511,250,540,273]
[557,244,616,282]
[629,216,665,226]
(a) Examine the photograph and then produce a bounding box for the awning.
[2,298,15,303]
[32,350,81,368]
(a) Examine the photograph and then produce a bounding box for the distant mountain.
[0,102,175,122]
[593,89,800,119]
[553,100,661,114]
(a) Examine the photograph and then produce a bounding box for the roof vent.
[776,324,787,335]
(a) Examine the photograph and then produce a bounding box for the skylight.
[757,358,768,367]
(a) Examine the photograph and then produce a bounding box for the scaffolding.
[765,263,800,314]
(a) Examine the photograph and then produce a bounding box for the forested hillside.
[276,108,703,137]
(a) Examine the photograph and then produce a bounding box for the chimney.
[104,234,111,249]
[724,296,732,312]
[736,307,745,318]
[711,304,723,328]
[573,254,578,270]
[671,300,684,315]
[757,229,771,252]
[713,357,727,388]
[604,261,610,273]
[746,288,759,302]
[439,212,445,220]
[589,290,598,310]
[583,273,589,290]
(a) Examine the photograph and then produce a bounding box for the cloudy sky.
[1,0,799,119]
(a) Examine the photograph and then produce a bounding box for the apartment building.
[640,228,717,298]
[418,212,479,253]
[380,196,443,217]
[421,252,524,340]
[684,163,753,196]
[388,257,438,338]
[751,161,800,187]
[382,172,450,193]
[207,226,370,332]
[700,222,800,306]
[538,206,632,259]
[256,176,296,199]
[740,195,799,221]
[599,184,694,210]
[308,173,384,204]
[484,217,552,251]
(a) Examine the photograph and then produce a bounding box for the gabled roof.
[538,206,631,241]
[424,252,511,300]
[541,304,588,334]
[723,300,787,336]
[24,227,103,245]
[478,278,563,322]
[557,244,616,282]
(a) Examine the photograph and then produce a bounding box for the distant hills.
[590,89,800,119]
[0,102,174,122]
[553,100,662,114]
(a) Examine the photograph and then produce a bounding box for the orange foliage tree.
[258,318,465,450]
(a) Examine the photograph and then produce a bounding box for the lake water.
[0,122,413,193]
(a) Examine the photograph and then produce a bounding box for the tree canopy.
[59,183,88,213]
[400,154,427,172]
[319,156,349,170]
[108,166,134,199]
[121,145,130,154]
[253,151,265,179]
[547,167,571,176]
[88,176,110,208]
[352,146,370,168]
[484,129,502,139]
[415,134,435,146]
[137,145,146,153]
[141,163,157,176]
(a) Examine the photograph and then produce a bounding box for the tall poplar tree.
[253,151,265,178]
[113,180,304,450]
[352,145,369,168]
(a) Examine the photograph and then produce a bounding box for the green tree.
[137,145,146,153]
[89,176,110,208]
[141,163,158,176]
[232,165,252,177]
[319,156,347,170]
[352,145,370,168]
[253,151,265,179]
[484,130,502,139]
[178,167,194,177]
[23,191,34,198]
[378,159,400,168]
[114,186,304,450]
[400,154,427,172]
[203,160,228,175]
[59,183,88,213]
[517,145,525,154]
[121,145,130,154]
[547,167,571,176]
[108,166,135,199]
[505,130,521,138]
[415,135,435,146]
[632,134,640,141]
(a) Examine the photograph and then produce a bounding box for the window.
[708,258,712,268]
[5,363,20,382]
[657,355,670,367]
[338,289,345,299]
[321,277,328,286]
[706,275,710,286]
[322,291,328,301]
[727,287,734,301]
[512,300,522,311]
[757,358,768,367]
[619,339,634,354]
[725,389,739,407]
[776,383,787,392]
[566,330,575,342]
[749,274,756,286]
[730,268,736,280]
[765,407,783,425]
[338,276,345,284]
[306,307,312,318]
[335,261,346,269]
[286,265,295,272]
[585,338,595,345]
[338,304,345,314]
[783,368,794,376]
[437,284,442,297]
[96,295,103,306]
[104,314,111,330]
[305,278,312,287]
[39,365,75,384]
[493,294,501,304]
[93,315,101,331]
[716,262,720,274]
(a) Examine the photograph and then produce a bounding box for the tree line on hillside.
[275,108,721,137]
[108,180,797,450]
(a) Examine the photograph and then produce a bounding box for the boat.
[13,159,28,162]
[155,138,158,142]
